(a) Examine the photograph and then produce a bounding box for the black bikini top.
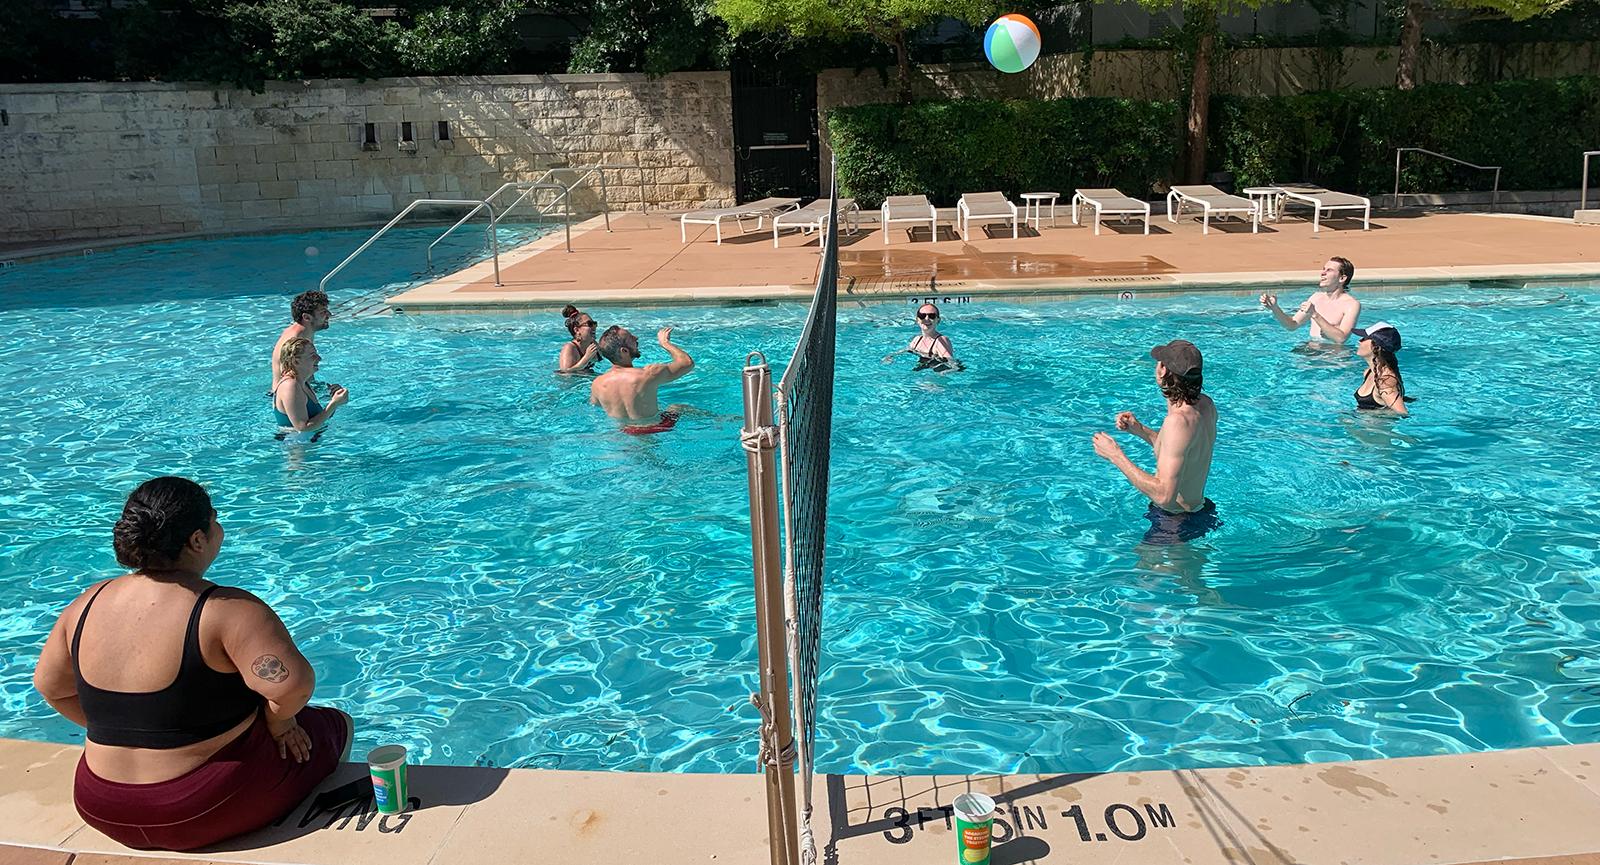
[72,583,261,748]
[910,334,948,358]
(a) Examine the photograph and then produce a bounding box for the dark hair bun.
[112,477,213,569]
[561,304,579,319]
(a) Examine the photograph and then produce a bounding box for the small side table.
[1021,192,1059,230]
[1243,186,1284,222]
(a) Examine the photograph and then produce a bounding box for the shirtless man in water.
[1092,340,1220,545]
[1259,256,1361,345]
[270,291,332,391]
[590,325,694,434]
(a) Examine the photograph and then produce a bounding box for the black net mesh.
[778,195,837,812]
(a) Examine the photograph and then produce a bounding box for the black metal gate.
[731,62,819,203]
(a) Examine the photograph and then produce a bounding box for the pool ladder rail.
[317,163,632,296]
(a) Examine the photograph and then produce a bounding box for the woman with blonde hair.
[273,337,347,435]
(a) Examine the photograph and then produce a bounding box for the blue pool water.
[2,231,1599,776]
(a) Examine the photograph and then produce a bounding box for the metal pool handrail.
[427,163,633,261]
[511,163,629,232]
[1582,150,1599,212]
[320,199,499,294]
[427,182,570,264]
[1393,147,1503,212]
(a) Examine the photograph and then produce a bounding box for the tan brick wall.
[0,73,735,243]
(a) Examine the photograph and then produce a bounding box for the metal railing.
[1393,147,1502,212]
[1582,150,1599,211]
[429,182,570,265]
[427,163,631,261]
[320,199,500,294]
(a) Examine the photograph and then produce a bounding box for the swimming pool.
[2,232,1598,776]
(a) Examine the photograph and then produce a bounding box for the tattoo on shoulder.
[252,655,290,683]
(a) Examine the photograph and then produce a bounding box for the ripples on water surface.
[2,230,1599,774]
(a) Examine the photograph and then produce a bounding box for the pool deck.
[6,736,1600,865]
[385,208,1600,311]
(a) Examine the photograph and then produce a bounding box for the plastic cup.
[367,745,410,814]
[952,792,996,865]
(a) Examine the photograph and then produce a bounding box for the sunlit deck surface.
[386,209,1600,311]
[6,736,1600,865]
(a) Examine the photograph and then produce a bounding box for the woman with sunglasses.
[557,304,602,374]
[884,304,958,369]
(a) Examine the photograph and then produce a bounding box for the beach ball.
[984,14,1041,74]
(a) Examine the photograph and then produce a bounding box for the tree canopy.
[713,0,1003,101]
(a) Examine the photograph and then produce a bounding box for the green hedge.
[828,98,1181,208]
[830,77,1600,205]
[1211,76,1600,194]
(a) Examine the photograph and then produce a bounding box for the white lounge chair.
[1166,185,1259,234]
[1071,188,1151,235]
[1274,184,1371,232]
[772,198,860,248]
[957,191,1019,240]
[680,197,802,244]
[880,195,938,245]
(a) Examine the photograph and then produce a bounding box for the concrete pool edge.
[386,261,1600,312]
[6,736,1600,865]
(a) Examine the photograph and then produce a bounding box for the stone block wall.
[0,73,734,244]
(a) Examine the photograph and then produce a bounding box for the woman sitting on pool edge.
[1352,321,1413,416]
[557,304,602,374]
[31,476,353,851]
[274,337,347,438]
[884,304,960,370]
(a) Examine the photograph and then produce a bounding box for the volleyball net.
[775,191,838,865]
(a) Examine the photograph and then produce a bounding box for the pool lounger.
[957,191,1019,240]
[679,197,803,244]
[1274,184,1371,232]
[1071,188,1151,235]
[880,195,939,245]
[772,198,861,248]
[1166,185,1260,234]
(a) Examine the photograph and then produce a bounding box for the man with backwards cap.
[1093,339,1221,545]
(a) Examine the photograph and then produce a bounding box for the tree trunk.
[893,30,914,103]
[1184,26,1215,185]
[1396,0,1424,90]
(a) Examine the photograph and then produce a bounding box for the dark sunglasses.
[917,311,940,321]
[579,320,597,328]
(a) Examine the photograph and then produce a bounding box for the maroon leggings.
[75,706,348,851]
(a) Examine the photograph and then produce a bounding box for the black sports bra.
[72,583,261,748]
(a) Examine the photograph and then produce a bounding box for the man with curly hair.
[269,290,332,393]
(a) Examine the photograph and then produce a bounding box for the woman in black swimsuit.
[557,304,602,374]
[903,304,955,362]
[1352,321,1408,415]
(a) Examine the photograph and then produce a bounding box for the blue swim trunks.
[1142,498,1220,546]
